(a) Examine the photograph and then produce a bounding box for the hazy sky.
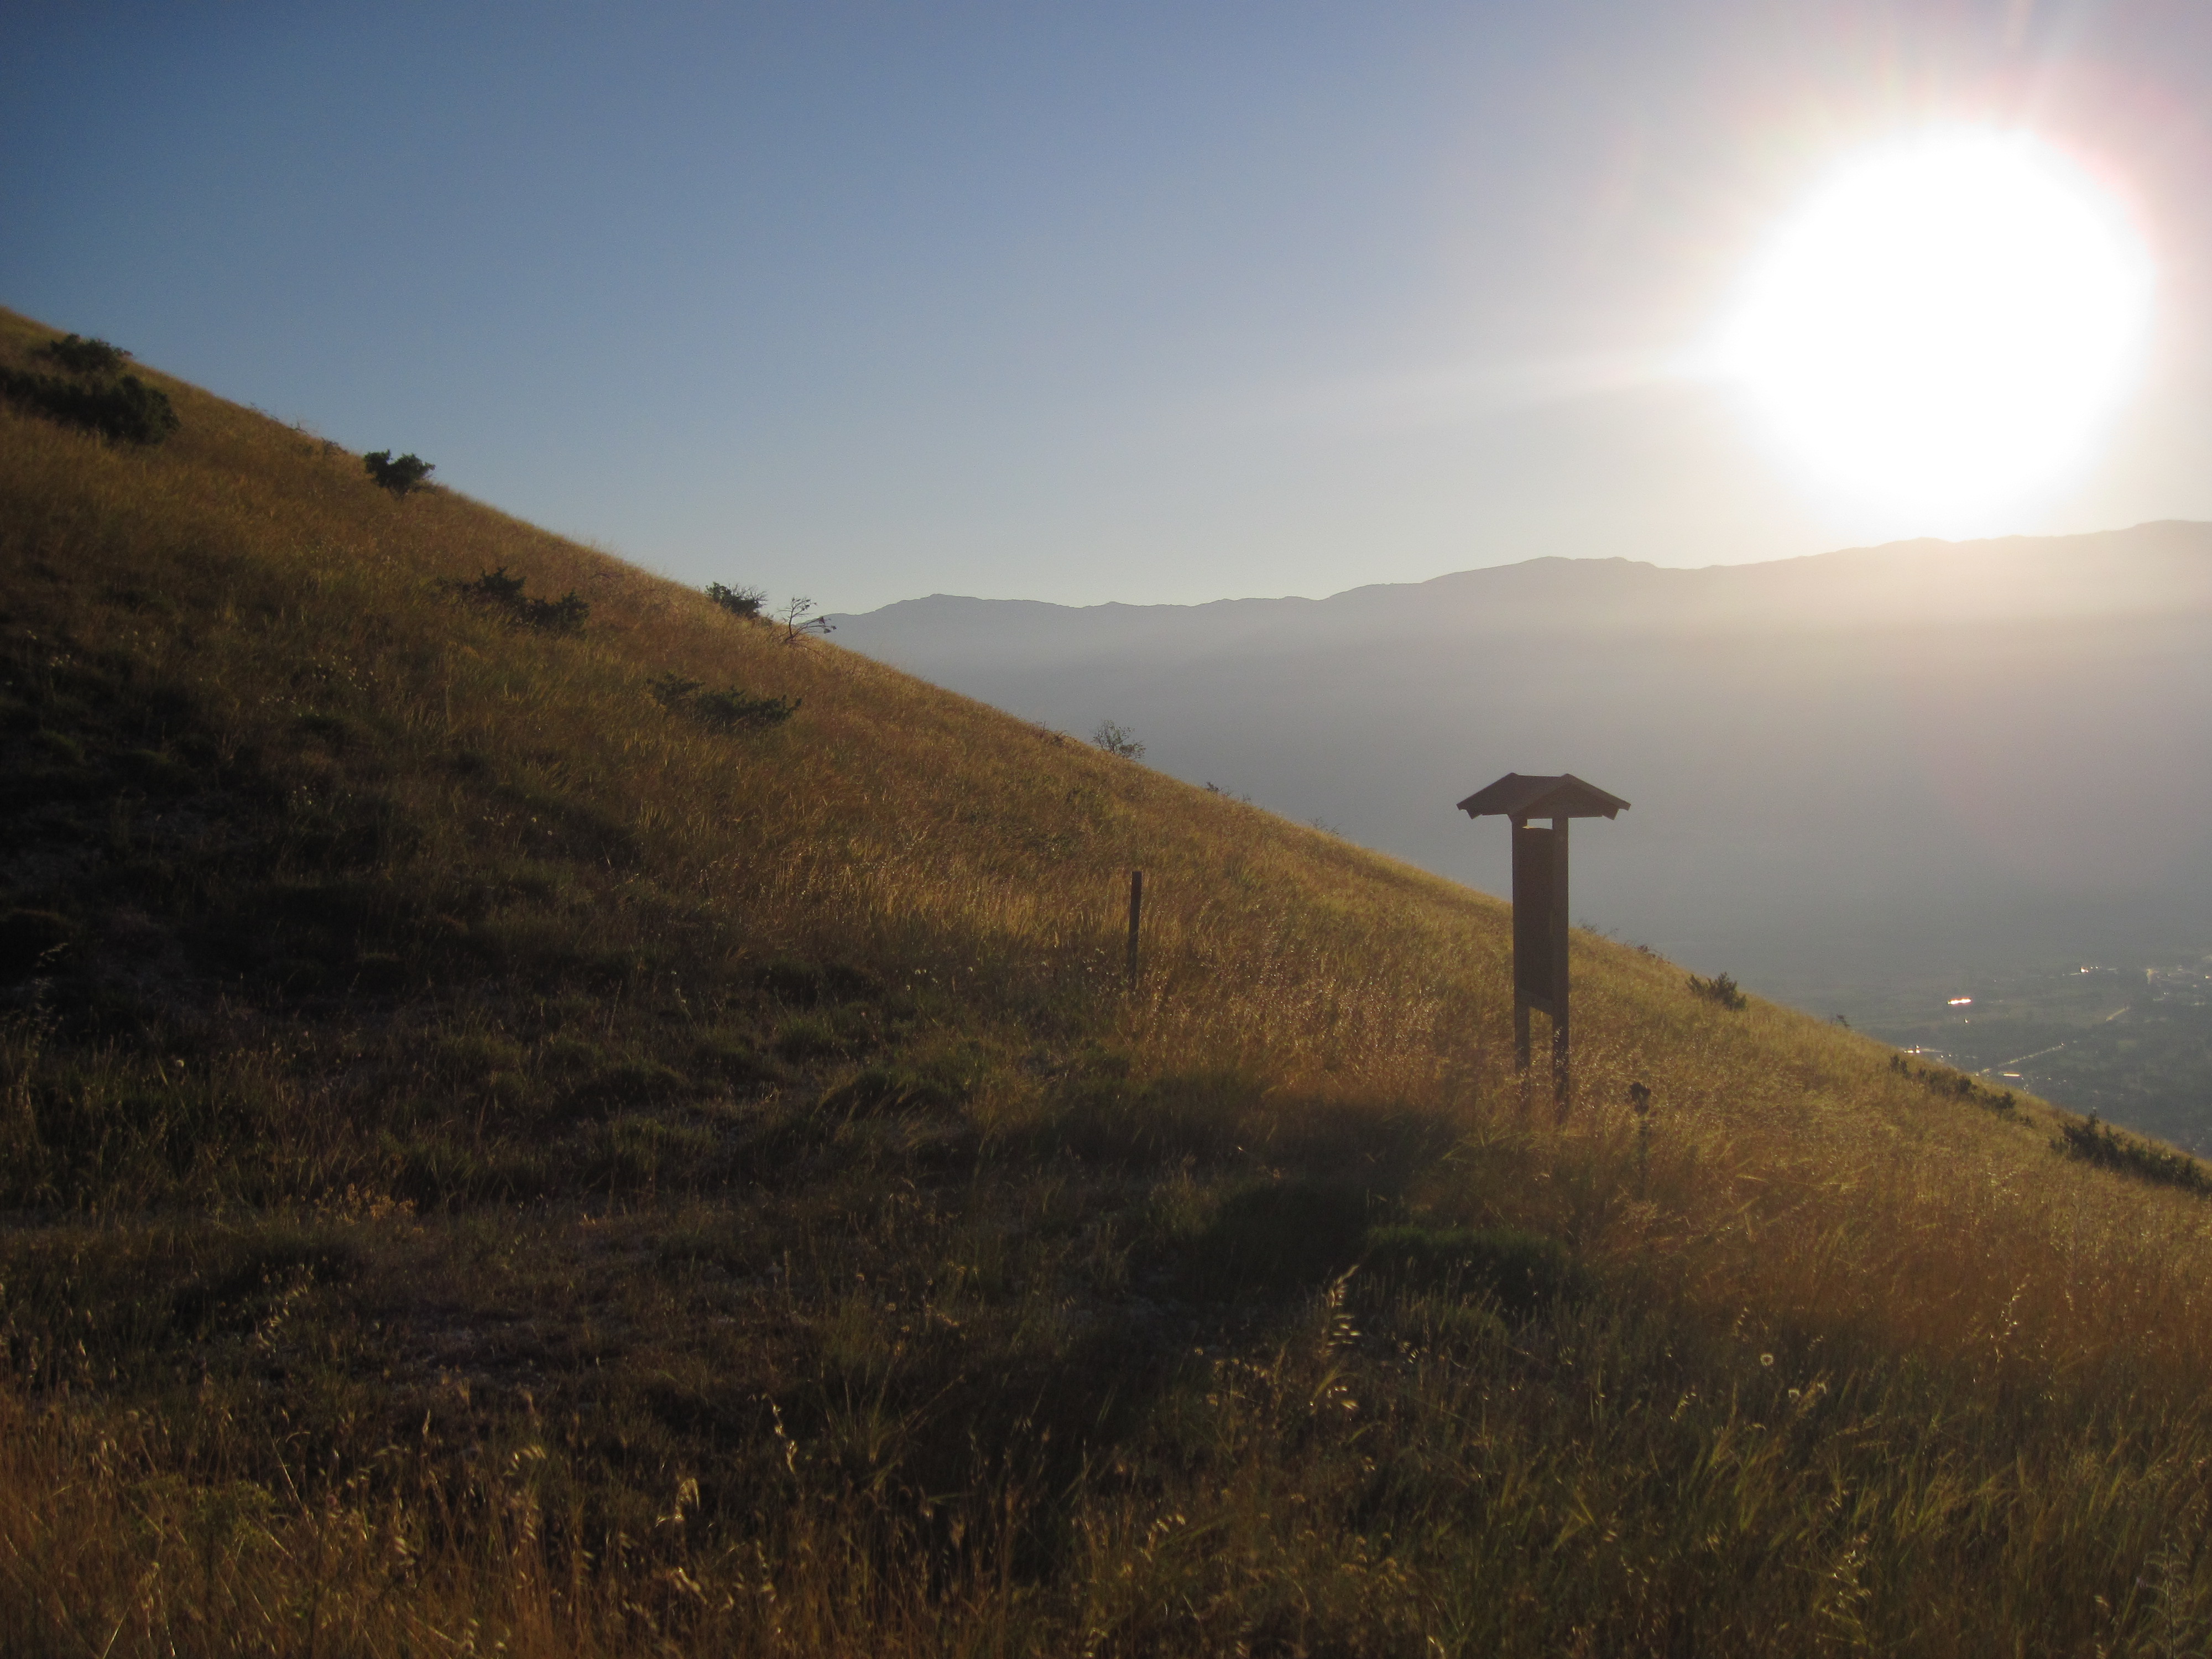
[8,2,2212,609]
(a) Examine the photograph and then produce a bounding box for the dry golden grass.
[7,302,2212,1653]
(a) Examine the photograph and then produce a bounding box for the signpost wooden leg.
[1551,815,1572,1114]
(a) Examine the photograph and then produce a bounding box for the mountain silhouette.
[834,522,2212,995]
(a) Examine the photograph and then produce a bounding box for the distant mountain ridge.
[843,522,2212,655]
[833,521,2212,1003]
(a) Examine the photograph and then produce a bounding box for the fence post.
[1125,869,1144,990]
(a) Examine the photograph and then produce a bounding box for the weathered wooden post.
[1125,869,1144,990]
[1456,773,1630,1109]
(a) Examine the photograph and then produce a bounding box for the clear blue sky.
[7,2,2211,609]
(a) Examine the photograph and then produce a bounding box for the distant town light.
[1948,996,1973,1006]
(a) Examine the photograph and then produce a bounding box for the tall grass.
[7,302,2212,1652]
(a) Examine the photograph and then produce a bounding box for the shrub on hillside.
[2056,1113,2212,1196]
[38,334,129,376]
[448,566,589,633]
[364,450,435,497]
[1888,1053,2016,1115]
[1687,971,1746,1010]
[1092,719,1145,760]
[774,595,835,645]
[706,582,766,619]
[648,671,799,731]
[0,352,179,445]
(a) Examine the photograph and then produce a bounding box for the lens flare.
[1721,131,2151,519]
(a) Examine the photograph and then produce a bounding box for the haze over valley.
[837,520,2212,1142]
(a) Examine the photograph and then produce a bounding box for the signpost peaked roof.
[1456,772,1631,822]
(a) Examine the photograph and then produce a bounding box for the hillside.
[7,305,2212,1655]
[829,525,2212,1031]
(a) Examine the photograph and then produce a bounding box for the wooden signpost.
[1457,773,1630,1107]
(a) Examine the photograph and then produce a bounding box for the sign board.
[1511,823,1558,1013]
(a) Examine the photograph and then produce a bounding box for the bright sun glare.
[1722,130,2151,519]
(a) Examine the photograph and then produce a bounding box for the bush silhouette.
[1887,1054,2017,1117]
[648,671,798,731]
[38,334,129,376]
[706,582,766,619]
[364,451,435,497]
[1092,719,1145,760]
[450,566,588,633]
[2056,1113,2212,1196]
[1687,971,1747,1010]
[1,340,179,445]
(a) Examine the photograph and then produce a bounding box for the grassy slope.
[6,304,2212,1655]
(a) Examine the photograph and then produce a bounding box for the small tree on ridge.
[364,451,435,497]
[1092,721,1145,760]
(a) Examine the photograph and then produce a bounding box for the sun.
[1720,130,2151,520]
